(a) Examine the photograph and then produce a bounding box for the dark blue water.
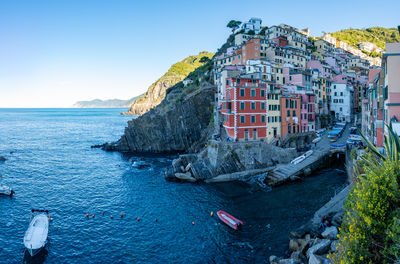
[0,108,347,264]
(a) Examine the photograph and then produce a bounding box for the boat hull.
[27,246,45,257]
[0,185,14,196]
[217,210,243,230]
[23,214,49,257]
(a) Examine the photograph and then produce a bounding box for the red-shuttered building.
[280,94,301,138]
[221,77,269,140]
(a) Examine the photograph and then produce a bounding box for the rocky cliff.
[123,51,214,116]
[101,63,216,153]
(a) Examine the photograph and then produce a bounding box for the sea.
[0,108,347,264]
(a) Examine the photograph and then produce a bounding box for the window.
[261,115,265,122]
[261,90,265,97]
[226,115,229,122]
[240,116,245,123]
[237,79,241,84]
[251,115,256,123]
[226,80,230,85]
[251,102,256,110]
[293,110,296,117]
[261,102,265,110]
[340,92,343,96]
[240,102,245,110]
[288,124,291,133]
[287,110,290,117]
[240,89,245,97]
[286,99,289,108]
[251,89,256,97]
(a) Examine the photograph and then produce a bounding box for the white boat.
[349,135,363,141]
[0,184,14,196]
[290,155,306,165]
[24,213,49,256]
[304,150,313,158]
[312,137,321,144]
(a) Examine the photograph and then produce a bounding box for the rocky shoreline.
[269,185,350,264]
[163,140,297,184]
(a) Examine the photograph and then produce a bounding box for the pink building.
[282,67,312,90]
[306,60,333,78]
[383,43,400,136]
[300,93,316,132]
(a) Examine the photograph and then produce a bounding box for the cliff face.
[103,84,215,153]
[123,51,214,116]
[124,77,177,115]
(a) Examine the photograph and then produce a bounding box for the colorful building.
[280,93,301,137]
[221,77,269,141]
[382,43,400,136]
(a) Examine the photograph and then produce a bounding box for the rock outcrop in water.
[164,140,296,183]
[269,186,350,264]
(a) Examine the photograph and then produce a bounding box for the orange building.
[280,94,301,137]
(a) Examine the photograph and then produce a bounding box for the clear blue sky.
[0,0,398,107]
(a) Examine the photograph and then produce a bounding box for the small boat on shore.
[24,210,49,257]
[217,210,243,230]
[0,184,14,196]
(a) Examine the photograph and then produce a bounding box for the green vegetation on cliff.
[125,51,214,115]
[330,125,400,264]
[330,27,400,50]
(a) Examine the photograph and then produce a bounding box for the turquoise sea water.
[0,108,346,263]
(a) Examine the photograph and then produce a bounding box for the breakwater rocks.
[164,140,296,183]
[269,186,350,264]
[100,86,215,153]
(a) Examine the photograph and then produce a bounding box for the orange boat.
[217,210,243,230]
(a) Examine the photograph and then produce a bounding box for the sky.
[0,0,399,107]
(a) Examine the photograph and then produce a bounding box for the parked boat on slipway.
[24,210,49,256]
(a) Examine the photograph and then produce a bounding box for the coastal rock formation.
[123,52,214,116]
[164,140,296,182]
[270,185,350,264]
[0,156,6,162]
[102,85,215,153]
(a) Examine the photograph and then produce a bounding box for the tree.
[199,56,210,63]
[260,26,268,35]
[226,20,241,33]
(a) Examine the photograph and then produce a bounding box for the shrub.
[330,159,400,264]
[330,124,400,264]
[350,148,358,160]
